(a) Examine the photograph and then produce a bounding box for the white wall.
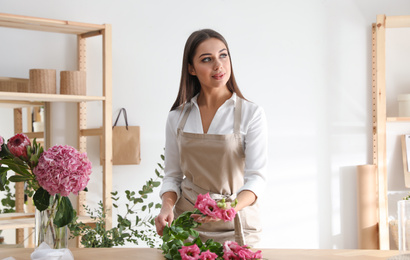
[1,0,410,249]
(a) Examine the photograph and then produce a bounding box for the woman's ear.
[188,64,196,76]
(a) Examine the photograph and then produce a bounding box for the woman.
[155,29,267,246]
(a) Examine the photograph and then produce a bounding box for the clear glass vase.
[35,195,68,249]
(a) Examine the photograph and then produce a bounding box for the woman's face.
[189,38,231,91]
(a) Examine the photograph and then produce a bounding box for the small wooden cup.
[0,81,17,92]
[29,69,57,94]
[60,71,86,95]
[16,81,29,93]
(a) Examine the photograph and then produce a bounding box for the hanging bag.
[100,108,141,165]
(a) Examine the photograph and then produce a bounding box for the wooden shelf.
[0,12,113,247]
[0,13,105,35]
[387,117,410,122]
[0,214,97,230]
[373,14,410,249]
[0,213,35,230]
[0,92,105,103]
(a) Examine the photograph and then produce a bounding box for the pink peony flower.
[220,207,237,222]
[236,248,253,259]
[33,145,92,196]
[251,250,263,259]
[7,133,30,160]
[223,251,239,260]
[178,244,201,260]
[199,250,218,260]
[0,136,3,151]
[195,193,221,219]
[223,241,240,252]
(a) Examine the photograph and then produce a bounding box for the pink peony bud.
[195,193,221,219]
[236,248,253,259]
[7,133,30,160]
[220,207,236,222]
[223,241,240,252]
[251,250,263,259]
[0,136,4,151]
[178,244,200,260]
[222,250,238,260]
[199,250,218,260]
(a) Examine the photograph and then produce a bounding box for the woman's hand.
[155,207,174,236]
[155,191,177,236]
[190,213,221,224]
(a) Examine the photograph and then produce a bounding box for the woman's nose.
[214,60,222,70]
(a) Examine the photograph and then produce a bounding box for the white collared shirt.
[160,93,268,201]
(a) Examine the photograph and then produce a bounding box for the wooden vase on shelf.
[60,71,86,95]
[29,69,57,94]
[0,81,17,92]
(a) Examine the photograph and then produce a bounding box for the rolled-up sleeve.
[159,111,184,201]
[237,106,268,198]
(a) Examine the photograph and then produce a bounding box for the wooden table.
[0,248,402,260]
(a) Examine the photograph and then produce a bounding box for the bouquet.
[0,133,92,247]
[161,193,263,260]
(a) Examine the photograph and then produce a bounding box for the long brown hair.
[170,29,245,111]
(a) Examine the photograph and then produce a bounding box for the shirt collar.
[191,92,237,108]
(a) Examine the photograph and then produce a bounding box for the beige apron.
[174,96,261,247]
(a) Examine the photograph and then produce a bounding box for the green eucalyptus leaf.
[157,163,164,170]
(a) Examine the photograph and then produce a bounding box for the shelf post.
[102,24,113,230]
[77,34,87,218]
[375,14,389,250]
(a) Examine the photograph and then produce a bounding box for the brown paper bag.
[100,108,141,165]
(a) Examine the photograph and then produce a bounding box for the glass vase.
[35,195,68,249]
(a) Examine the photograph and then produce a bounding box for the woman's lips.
[212,73,225,80]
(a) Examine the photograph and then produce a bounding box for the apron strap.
[234,213,246,246]
[234,96,242,134]
[177,103,192,131]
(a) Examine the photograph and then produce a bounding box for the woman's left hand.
[191,213,221,223]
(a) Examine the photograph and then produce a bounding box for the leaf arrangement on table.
[161,193,263,260]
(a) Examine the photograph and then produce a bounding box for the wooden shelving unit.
[373,14,410,250]
[0,13,113,247]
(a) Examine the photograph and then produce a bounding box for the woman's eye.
[201,57,211,62]
[220,53,228,58]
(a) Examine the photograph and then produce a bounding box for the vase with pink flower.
[0,134,92,249]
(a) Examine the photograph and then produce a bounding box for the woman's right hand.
[155,206,174,236]
[155,191,177,236]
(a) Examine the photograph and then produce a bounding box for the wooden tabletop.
[0,248,402,260]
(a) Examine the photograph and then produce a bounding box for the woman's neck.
[197,87,232,109]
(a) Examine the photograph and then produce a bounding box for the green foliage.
[0,179,15,214]
[54,196,74,228]
[69,153,164,248]
[0,175,15,236]
[1,139,45,203]
[161,209,224,260]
